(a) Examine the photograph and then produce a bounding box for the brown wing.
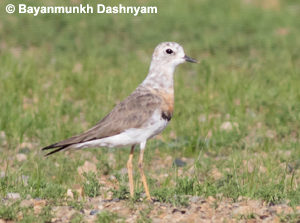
[42,87,163,154]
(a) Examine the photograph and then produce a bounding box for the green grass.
[1,0,300,220]
[96,211,122,223]
[83,172,101,197]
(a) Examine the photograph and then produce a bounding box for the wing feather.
[42,87,162,153]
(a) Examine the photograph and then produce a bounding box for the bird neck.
[141,61,175,94]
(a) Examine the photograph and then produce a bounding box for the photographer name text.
[6,4,158,16]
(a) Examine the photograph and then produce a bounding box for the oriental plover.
[42,42,197,200]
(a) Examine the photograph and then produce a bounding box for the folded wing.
[42,87,162,155]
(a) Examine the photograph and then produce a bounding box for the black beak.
[184,55,197,63]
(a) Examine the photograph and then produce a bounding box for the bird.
[42,42,197,200]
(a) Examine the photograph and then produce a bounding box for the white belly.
[73,110,168,149]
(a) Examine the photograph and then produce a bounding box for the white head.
[143,42,196,90]
[150,42,197,69]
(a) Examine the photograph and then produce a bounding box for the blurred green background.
[0,0,300,220]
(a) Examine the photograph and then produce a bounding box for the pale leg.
[127,145,135,198]
[138,142,151,200]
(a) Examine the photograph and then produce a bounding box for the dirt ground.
[3,195,296,222]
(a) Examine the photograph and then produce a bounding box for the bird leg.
[127,145,135,198]
[138,148,151,200]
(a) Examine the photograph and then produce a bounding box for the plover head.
[143,42,197,90]
[151,42,197,67]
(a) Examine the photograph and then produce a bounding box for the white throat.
[141,60,176,92]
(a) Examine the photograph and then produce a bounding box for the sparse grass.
[279,213,300,223]
[236,213,256,221]
[70,213,84,223]
[0,202,19,221]
[111,184,130,200]
[83,172,101,197]
[137,205,153,223]
[152,187,189,207]
[0,0,300,221]
[67,200,84,211]
[96,210,121,223]
[0,201,53,223]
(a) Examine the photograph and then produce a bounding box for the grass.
[96,211,122,223]
[82,172,101,197]
[0,0,300,221]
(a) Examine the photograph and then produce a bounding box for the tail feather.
[41,132,91,156]
[44,145,70,156]
[41,143,59,151]
[42,142,74,156]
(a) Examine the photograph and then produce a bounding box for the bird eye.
[166,49,173,54]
